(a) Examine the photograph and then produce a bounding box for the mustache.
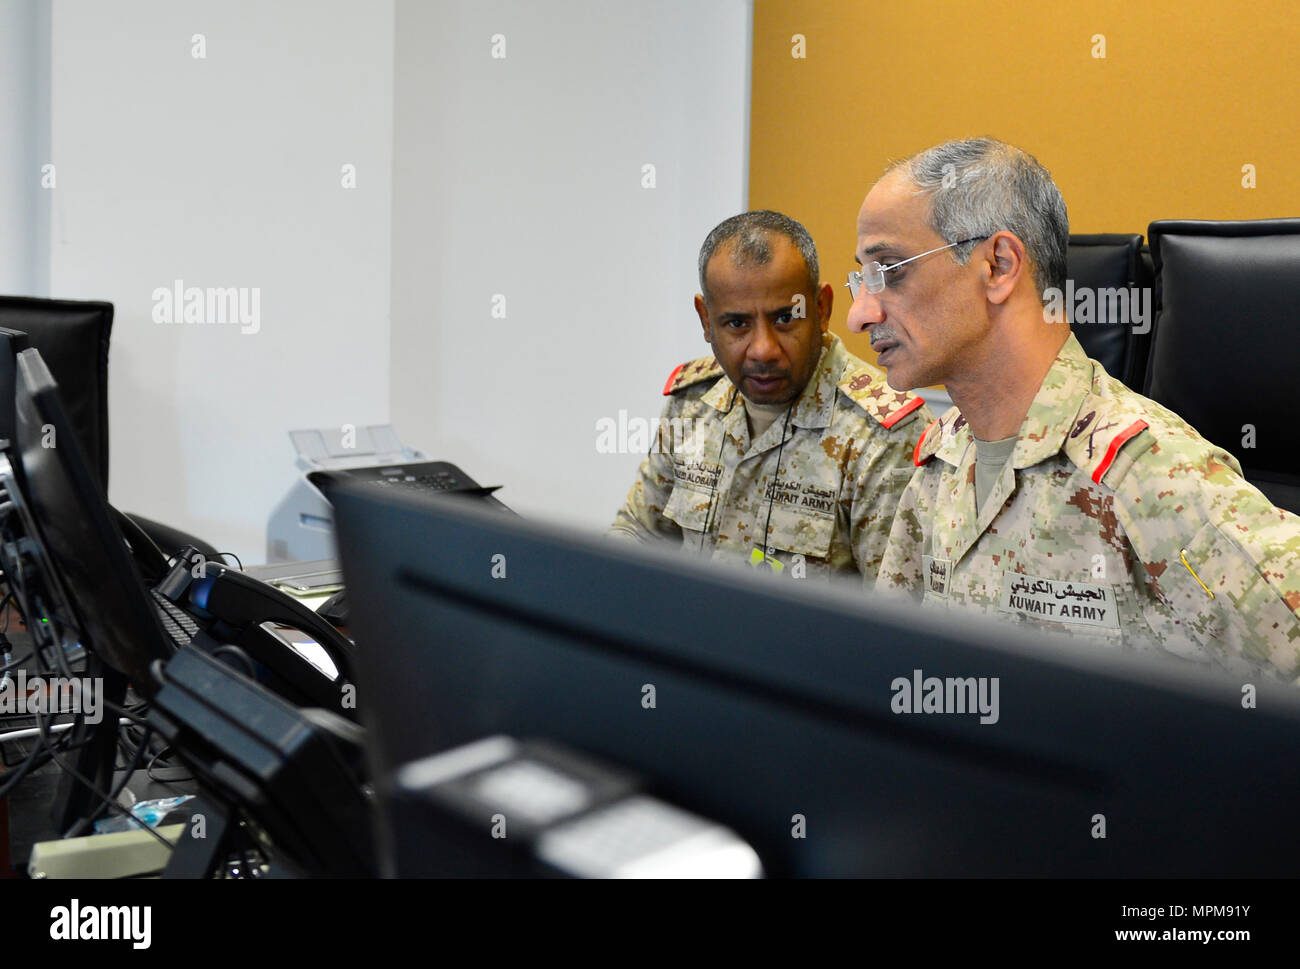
[869,326,899,347]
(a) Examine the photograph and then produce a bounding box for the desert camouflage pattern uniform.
[610,334,932,582]
[878,333,1300,682]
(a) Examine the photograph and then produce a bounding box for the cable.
[699,391,741,550]
[32,709,176,851]
[0,649,33,674]
[146,746,193,787]
[0,717,131,745]
[0,478,179,847]
[63,722,154,839]
[0,710,99,798]
[1,651,175,839]
[0,590,14,633]
[115,721,147,767]
[0,726,49,799]
[214,551,244,571]
[757,403,796,569]
[100,695,153,729]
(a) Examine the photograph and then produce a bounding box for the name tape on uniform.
[998,573,1119,629]
[922,555,951,597]
[672,460,721,491]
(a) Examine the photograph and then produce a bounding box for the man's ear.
[694,293,712,343]
[985,232,1027,306]
[815,282,833,333]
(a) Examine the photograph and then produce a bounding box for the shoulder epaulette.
[839,367,926,429]
[662,356,723,396]
[1062,394,1155,487]
[913,418,941,466]
[911,407,968,467]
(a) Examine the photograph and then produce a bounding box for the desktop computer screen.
[0,347,172,834]
[12,347,171,692]
[2,349,375,864]
[332,480,1300,877]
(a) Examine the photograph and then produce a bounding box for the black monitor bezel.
[332,479,1300,877]
[13,348,170,694]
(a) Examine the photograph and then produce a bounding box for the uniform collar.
[1011,333,1094,468]
[929,333,1093,469]
[699,333,845,431]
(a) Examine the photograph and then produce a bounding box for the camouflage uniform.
[878,332,1300,682]
[610,334,932,582]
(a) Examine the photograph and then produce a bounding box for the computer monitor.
[5,349,370,850]
[12,348,170,693]
[331,480,1300,877]
[0,346,153,834]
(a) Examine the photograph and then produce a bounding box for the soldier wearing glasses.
[611,210,931,582]
[850,137,1300,682]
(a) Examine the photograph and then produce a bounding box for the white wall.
[35,0,749,561]
[389,0,752,532]
[0,0,48,296]
[48,0,395,562]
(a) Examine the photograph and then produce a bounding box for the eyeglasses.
[846,237,986,298]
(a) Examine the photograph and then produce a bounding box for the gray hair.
[891,138,1069,300]
[697,210,819,301]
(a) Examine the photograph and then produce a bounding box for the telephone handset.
[156,548,359,719]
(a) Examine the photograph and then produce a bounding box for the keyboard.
[151,589,201,649]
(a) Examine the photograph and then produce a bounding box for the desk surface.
[245,558,341,589]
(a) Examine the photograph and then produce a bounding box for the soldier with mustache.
[850,137,1300,682]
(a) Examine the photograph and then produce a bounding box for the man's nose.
[845,285,885,334]
[747,320,782,362]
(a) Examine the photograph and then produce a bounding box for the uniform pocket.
[663,485,714,549]
[1162,520,1299,675]
[760,506,836,562]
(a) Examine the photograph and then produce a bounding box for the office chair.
[0,295,112,484]
[1064,234,1154,392]
[1146,219,1300,514]
[0,295,221,558]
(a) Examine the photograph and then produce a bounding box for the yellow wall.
[750,0,1300,365]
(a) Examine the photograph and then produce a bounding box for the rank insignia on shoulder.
[840,368,926,429]
[663,356,724,396]
[1090,419,1151,485]
[913,418,942,466]
[1063,401,1154,487]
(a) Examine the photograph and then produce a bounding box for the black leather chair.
[1146,219,1300,514]
[0,296,112,486]
[1064,234,1154,391]
[0,295,221,558]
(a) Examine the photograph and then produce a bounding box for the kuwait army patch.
[998,573,1120,630]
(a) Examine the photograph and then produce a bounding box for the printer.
[266,425,501,563]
